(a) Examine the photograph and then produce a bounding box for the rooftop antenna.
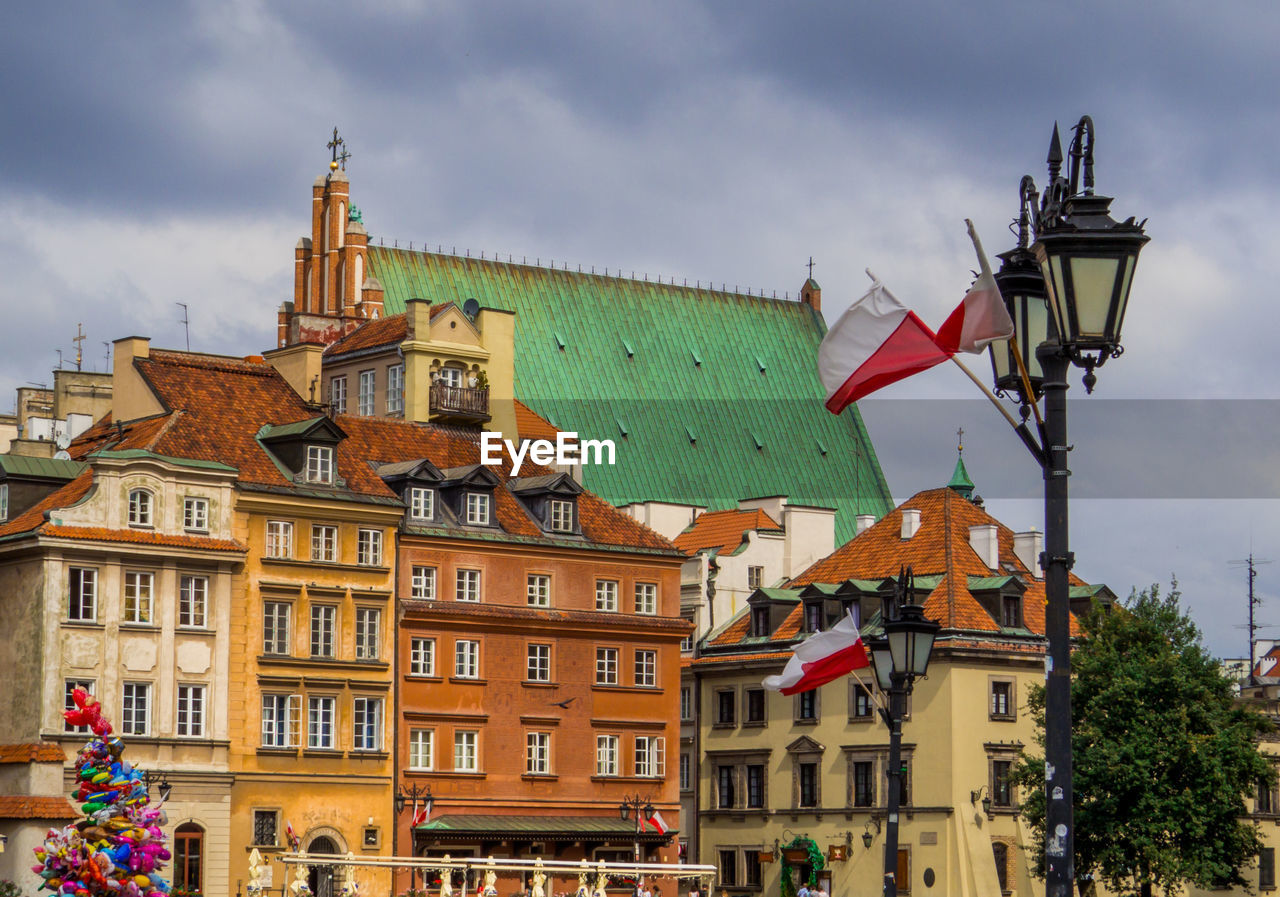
[73,323,86,371]
[177,302,190,352]
[56,349,63,371]
[1231,553,1272,685]
[103,341,112,372]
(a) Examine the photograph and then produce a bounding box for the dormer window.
[306,446,334,484]
[549,499,574,533]
[128,489,153,527]
[752,606,771,638]
[466,492,491,525]
[409,487,435,521]
[1002,595,1022,628]
[805,602,823,633]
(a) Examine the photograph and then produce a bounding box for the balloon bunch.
[31,688,172,897]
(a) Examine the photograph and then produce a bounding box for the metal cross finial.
[327,127,344,163]
[806,256,815,279]
[73,323,86,371]
[338,145,351,171]
[956,426,964,453]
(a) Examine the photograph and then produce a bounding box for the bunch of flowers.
[30,688,172,897]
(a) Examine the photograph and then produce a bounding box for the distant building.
[0,368,111,456]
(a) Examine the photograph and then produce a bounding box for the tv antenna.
[73,323,86,371]
[177,302,190,352]
[1230,554,1272,685]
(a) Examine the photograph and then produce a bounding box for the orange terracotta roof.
[0,796,77,819]
[692,651,793,666]
[672,508,783,556]
[515,400,560,442]
[0,471,94,539]
[0,743,66,764]
[324,313,408,357]
[42,526,244,552]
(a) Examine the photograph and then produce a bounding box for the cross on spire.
[956,426,964,453]
[338,145,351,171]
[72,323,86,372]
[806,256,816,279]
[327,127,348,166]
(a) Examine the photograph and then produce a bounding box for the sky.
[3,0,1279,658]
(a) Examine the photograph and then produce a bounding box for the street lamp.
[986,116,1148,897]
[143,770,172,802]
[618,793,654,895]
[868,571,939,897]
[396,783,433,893]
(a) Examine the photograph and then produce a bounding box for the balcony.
[430,383,490,424]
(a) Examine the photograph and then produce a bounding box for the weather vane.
[326,127,350,171]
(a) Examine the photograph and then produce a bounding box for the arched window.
[174,822,204,894]
[308,835,338,897]
[354,254,364,295]
[337,203,346,248]
[992,841,1009,892]
[128,489,153,527]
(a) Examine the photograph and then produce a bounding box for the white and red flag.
[818,221,1013,414]
[643,810,669,835]
[762,612,870,695]
[411,799,432,828]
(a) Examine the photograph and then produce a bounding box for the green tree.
[1014,582,1275,897]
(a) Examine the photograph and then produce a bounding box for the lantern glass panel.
[1114,255,1136,342]
[870,640,893,692]
[1069,256,1123,339]
[908,628,936,677]
[888,627,910,678]
[1024,297,1048,379]
[990,337,1012,383]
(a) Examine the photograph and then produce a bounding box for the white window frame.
[635,582,658,615]
[305,445,334,484]
[456,568,481,602]
[595,647,618,685]
[263,601,291,654]
[358,370,376,416]
[182,496,208,532]
[357,528,383,566]
[122,682,151,736]
[411,565,437,600]
[635,735,666,778]
[439,366,463,388]
[68,567,97,622]
[330,376,347,414]
[261,693,301,748]
[527,643,551,682]
[680,687,693,721]
[635,649,657,687]
[465,492,491,525]
[526,731,551,775]
[64,680,95,733]
[176,684,206,737]
[310,605,336,658]
[307,696,336,749]
[266,520,293,559]
[409,487,435,521]
[124,571,154,624]
[409,728,434,770]
[527,574,551,608]
[179,575,208,628]
[355,608,381,660]
[409,638,436,676]
[128,488,153,527]
[549,499,574,532]
[387,364,405,414]
[596,734,619,776]
[455,639,480,678]
[311,524,338,562]
[454,730,478,771]
[352,696,383,751]
[595,580,618,612]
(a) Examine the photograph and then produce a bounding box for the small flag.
[411,799,432,828]
[285,820,300,851]
[646,810,669,835]
[763,613,870,695]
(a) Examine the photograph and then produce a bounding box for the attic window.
[465,492,491,525]
[409,486,435,521]
[128,489,154,527]
[751,606,770,638]
[549,499,575,533]
[306,446,334,484]
[1001,595,1022,629]
[804,602,823,633]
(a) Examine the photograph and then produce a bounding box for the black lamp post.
[868,572,939,897]
[619,793,654,895]
[396,783,433,893]
[143,770,172,802]
[986,116,1148,897]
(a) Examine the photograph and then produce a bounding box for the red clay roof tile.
[0,743,67,764]
[673,508,783,556]
[0,796,77,819]
[324,314,408,357]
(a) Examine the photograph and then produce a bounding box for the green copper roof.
[0,455,86,480]
[367,249,893,540]
[948,452,975,498]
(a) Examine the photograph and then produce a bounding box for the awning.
[416,815,675,843]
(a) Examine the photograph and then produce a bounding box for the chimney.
[263,342,325,404]
[1013,528,1044,578]
[856,514,876,535]
[900,508,921,540]
[111,337,164,424]
[968,524,1000,570]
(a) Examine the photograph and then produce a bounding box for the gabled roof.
[365,248,893,540]
[672,508,783,557]
[508,472,583,496]
[323,312,408,358]
[259,416,346,443]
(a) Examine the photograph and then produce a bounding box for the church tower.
[277,133,385,348]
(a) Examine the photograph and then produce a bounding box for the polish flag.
[411,799,433,828]
[644,810,669,835]
[818,222,1013,413]
[762,613,870,695]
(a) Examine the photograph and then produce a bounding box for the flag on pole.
[411,799,431,828]
[818,224,1014,414]
[645,810,669,835]
[762,612,870,695]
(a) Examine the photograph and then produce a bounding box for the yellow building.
[687,471,1115,897]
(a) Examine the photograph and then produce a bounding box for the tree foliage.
[1013,582,1275,897]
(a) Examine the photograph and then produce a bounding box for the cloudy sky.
[3,0,1278,658]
